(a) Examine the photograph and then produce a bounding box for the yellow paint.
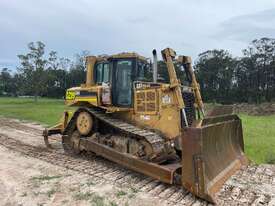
[75,97,97,102]
[74,97,98,106]
[132,85,181,139]
[66,91,75,100]
[62,49,198,140]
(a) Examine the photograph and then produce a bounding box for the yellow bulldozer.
[43,48,248,203]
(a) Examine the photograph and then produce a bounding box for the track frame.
[77,136,182,185]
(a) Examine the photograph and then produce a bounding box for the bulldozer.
[43,48,248,203]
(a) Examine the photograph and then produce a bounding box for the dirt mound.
[233,103,275,116]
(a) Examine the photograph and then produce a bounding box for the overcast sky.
[1,0,275,69]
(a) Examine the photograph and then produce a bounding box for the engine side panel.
[132,84,181,139]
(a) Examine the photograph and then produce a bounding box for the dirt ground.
[0,146,162,206]
[233,103,275,116]
[0,118,162,206]
[0,117,274,206]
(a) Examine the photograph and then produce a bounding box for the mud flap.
[182,114,248,203]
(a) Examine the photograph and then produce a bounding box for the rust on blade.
[181,114,248,203]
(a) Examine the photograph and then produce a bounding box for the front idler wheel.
[76,111,93,136]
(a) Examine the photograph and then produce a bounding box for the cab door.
[112,59,133,107]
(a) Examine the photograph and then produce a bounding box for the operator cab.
[94,53,151,107]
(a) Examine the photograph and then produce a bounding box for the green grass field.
[240,114,275,164]
[0,97,274,164]
[0,97,67,125]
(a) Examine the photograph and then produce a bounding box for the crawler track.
[64,107,170,160]
[0,119,274,205]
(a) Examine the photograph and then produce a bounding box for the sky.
[0,0,275,70]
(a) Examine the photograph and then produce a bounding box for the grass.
[90,194,105,206]
[116,190,127,198]
[240,114,275,164]
[109,202,118,206]
[73,192,106,206]
[31,175,62,182]
[73,192,94,201]
[266,152,275,164]
[85,179,96,186]
[0,97,67,125]
[0,97,274,164]
[46,188,57,198]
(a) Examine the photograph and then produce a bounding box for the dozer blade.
[182,114,248,203]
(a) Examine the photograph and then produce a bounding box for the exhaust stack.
[152,49,158,83]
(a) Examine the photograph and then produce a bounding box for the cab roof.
[109,52,147,62]
[94,52,148,63]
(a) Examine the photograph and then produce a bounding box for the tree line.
[1,38,275,104]
[159,37,275,104]
[0,41,88,100]
[195,38,275,104]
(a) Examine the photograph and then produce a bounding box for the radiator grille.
[147,103,156,111]
[137,104,146,112]
[182,92,196,126]
[135,90,158,114]
[137,92,145,101]
[146,92,156,101]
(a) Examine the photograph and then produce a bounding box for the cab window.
[95,63,109,84]
[102,63,109,83]
[136,61,151,81]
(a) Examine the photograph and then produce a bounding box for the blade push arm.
[178,56,205,116]
[161,48,190,126]
[161,48,185,109]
